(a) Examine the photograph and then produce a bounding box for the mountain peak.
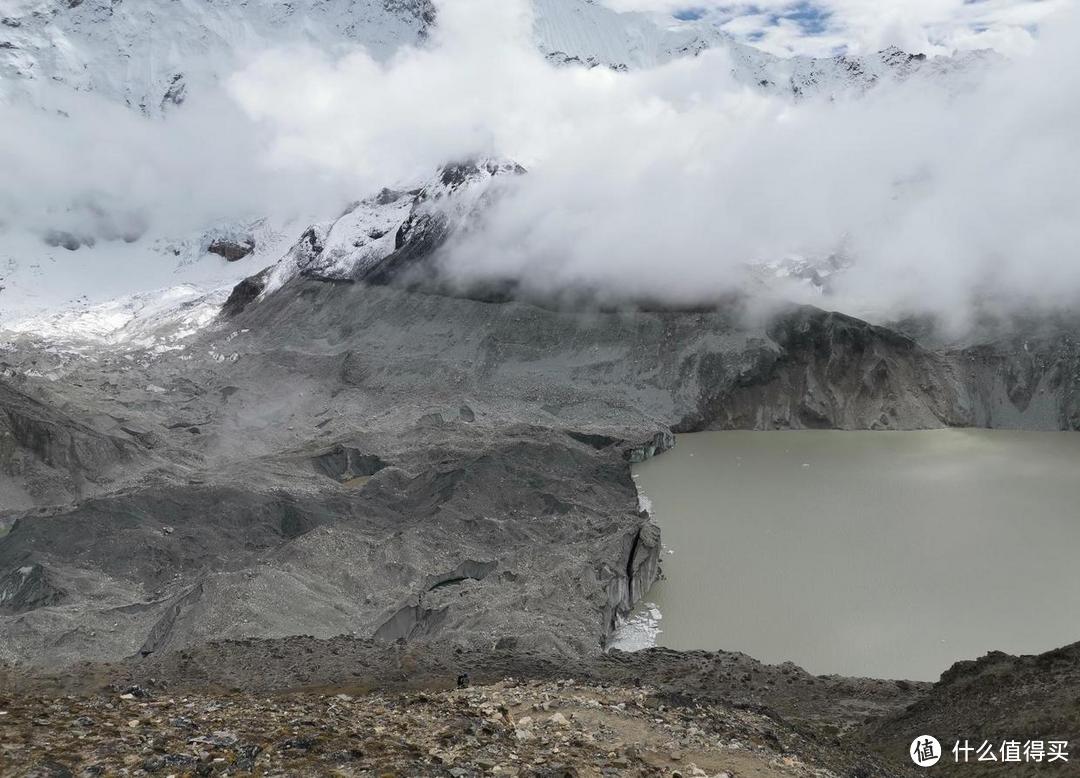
[222,157,526,316]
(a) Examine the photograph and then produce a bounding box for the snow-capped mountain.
[236,156,867,315]
[1,0,990,115]
[226,158,525,315]
[533,0,994,97]
[0,0,436,113]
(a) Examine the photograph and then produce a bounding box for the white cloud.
[0,87,347,240]
[3,0,1079,334]
[229,0,1080,331]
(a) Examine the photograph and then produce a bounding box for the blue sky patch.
[772,1,832,36]
[682,2,834,37]
[673,7,707,21]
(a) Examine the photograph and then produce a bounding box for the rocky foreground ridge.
[0,676,882,778]
[5,636,1080,776]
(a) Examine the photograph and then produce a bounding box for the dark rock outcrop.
[424,560,498,592]
[208,238,255,262]
[678,307,965,431]
[373,604,449,642]
[956,330,1080,430]
[0,563,66,613]
[220,267,270,317]
[312,445,388,482]
[42,229,93,251]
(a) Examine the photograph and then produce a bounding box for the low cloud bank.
[232,0,1080,330]
[3,0,1078,333]
[0,85,347,243]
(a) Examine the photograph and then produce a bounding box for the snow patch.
[258,158,525,298]
[631,472,653,515]
[2,283,229,351]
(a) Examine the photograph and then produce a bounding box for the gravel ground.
[2,679,854,777]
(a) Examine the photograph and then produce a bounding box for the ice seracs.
[2,284,231,352]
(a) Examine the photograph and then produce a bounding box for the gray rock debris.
[2,268,1080,670]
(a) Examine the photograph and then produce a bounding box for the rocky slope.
[0,380,146,513]
[10,633,1080,776]
[3,270,1080,671]
[0,419,663,665]
[862,641,1080,776]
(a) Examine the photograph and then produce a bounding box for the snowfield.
[0,0,436,114]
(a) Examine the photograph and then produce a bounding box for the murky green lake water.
[629,430,1080,681]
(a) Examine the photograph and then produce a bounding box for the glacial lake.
[627,430,1080,681]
